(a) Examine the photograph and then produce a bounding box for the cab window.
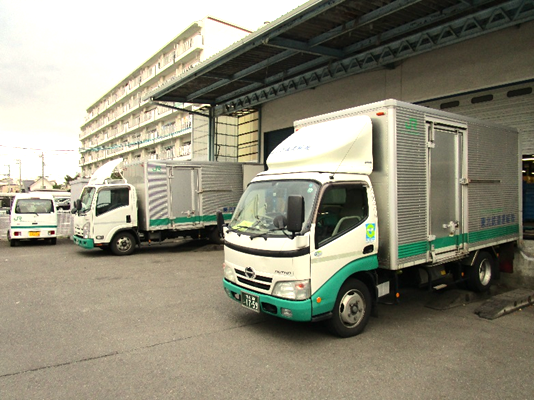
[315,184,368,247]
[96,187,130,216]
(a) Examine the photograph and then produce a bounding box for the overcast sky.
[0,0,308,184]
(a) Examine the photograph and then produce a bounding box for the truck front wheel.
[467,250,494,292]
[326,279,371,338]
[110,232,136,256]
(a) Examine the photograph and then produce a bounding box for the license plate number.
[241,292,260,313]
[29,231,40,237]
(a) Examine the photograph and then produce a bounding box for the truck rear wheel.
[467,251,494,292]
[326,279,371,338]
[110,232,136,256]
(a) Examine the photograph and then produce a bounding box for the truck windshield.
[79,187,96,213]
[230,180,319,236]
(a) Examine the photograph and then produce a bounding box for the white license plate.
[241,292,260,313]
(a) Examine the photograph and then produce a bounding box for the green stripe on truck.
[398,225,519,259]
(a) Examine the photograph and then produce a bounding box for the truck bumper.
[72,235,95,249]
[223,279,312,322]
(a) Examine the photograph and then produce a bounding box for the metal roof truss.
[217,0,534,116]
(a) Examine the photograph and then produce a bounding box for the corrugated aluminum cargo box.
[122,161,260,232]
[314,99,521,270]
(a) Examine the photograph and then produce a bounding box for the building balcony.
[79,126,192,167]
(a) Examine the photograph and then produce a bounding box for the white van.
[7,193,58,246]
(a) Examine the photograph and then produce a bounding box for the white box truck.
[219,99,521,337]
[72,159,262,255]
[7,192,58,246]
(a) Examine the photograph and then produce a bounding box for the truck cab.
[222,115,379,337]
[223,172,378,337]
[72,159,139,255]
[72,182,138,255]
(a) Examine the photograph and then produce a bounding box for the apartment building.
[79,17,252,177]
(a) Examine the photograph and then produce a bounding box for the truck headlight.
[272,280,310,300]
[82,222,91,239]
[223,263,236,283]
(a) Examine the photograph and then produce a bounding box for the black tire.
[326,279,372,338]
[466,251,494,292]
[110,232,136,256]
[50,238,57,245]
[208,226,223,245]
[8,231,17,247]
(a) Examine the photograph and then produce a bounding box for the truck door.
[427,121,466,258]
[169,167,199,225]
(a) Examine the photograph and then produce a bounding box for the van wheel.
[467,251,494,292]
[326,279,371,338]
[8,231,17,247]
[50,238,57,245]
[110,232,136,256]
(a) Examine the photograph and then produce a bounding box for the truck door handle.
[363,245,374,254]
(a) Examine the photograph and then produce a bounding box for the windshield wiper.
[248,227,291,240]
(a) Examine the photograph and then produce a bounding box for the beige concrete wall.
[261,21,534,133]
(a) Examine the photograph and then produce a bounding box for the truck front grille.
[235,269,272,291]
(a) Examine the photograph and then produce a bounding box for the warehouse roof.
[146,0,534,116]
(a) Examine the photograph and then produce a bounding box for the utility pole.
[16,159,22,192]
[4,164,10,180]
[39,152,45,189]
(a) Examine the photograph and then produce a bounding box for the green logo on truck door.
[366,223,376,242]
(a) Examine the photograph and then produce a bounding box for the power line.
[0,144,76,152]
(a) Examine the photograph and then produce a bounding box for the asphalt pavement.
[1,238,533,399]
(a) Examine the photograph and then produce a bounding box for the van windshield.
[230,180,319,237]
[15,199,54,214]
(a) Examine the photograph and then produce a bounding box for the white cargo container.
[220,99,521,337]
[72,159,262,255]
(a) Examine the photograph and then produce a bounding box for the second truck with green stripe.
[72,159,262,255]
[220,99,521,337]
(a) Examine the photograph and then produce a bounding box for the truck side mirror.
[216,211,225,238]
[287,195,304,233]
[71,199,80,214]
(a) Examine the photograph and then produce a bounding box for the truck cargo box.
[294,99,521,270]
[122,160,262,232]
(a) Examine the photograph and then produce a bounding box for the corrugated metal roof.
[147,0,534,116]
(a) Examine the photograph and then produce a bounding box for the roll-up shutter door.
[419,81,534,154]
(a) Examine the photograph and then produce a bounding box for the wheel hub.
[117,237,131,251]
[479,259,492,286]
[339,289,365,327]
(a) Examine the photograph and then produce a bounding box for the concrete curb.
[474,288,534,320]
